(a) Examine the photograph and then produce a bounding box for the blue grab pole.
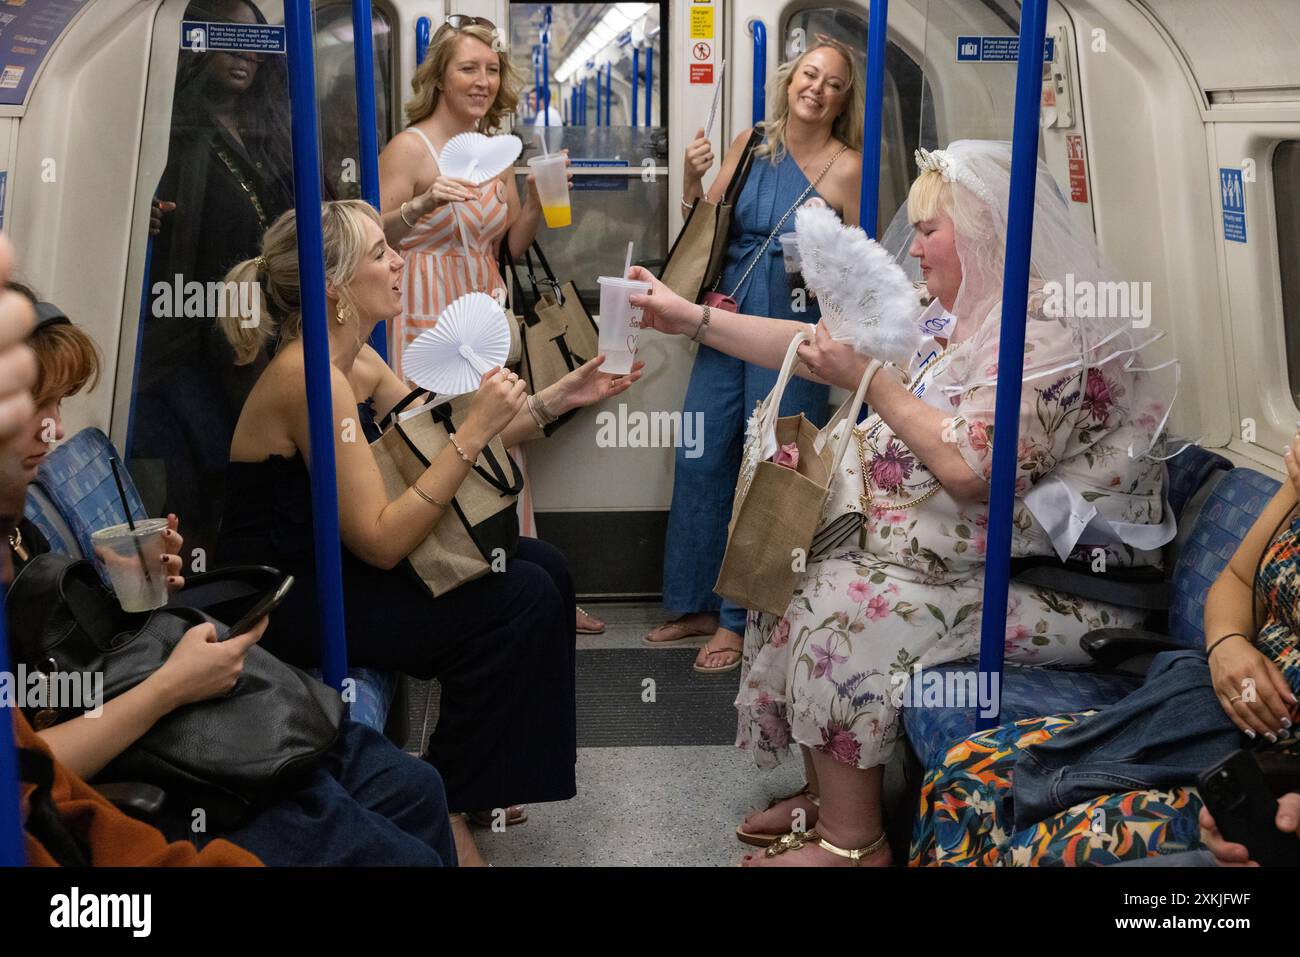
[542,22,550,126]
[632,48,639,126]
[415,16,430,65]
[351,0,387,361]
[580,78,587,124]
[974,0,1049,730]
[284,0,350,692]
[645,47,652,126]
[859,0,888,237]
[605,62,612,125]
[0,599,24,865]
[596,68,603,126]
[751,20,766,126]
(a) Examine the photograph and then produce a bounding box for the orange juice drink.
[529,154,571,229]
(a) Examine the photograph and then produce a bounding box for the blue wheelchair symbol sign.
[1219,167,1247,243]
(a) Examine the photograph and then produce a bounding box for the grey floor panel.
[402,646,740,752]
[473,745,804,867]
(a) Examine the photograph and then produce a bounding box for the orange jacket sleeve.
[13,710,261,867]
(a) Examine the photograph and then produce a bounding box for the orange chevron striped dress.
[391,127,537,535]
[391,126,510,379]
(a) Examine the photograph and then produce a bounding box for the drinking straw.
[109,457,154,585]
[624,241,634,278]
[537,128,549,159]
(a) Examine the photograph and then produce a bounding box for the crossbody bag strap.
[719,144,849,300]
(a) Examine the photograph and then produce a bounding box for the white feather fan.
[794,204,920,365]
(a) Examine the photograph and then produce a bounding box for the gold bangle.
[530,392,558,425]
[411,483,449,508]
[448,434,474,464]
[692,304,712,343]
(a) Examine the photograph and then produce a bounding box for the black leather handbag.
[7,553,344,826]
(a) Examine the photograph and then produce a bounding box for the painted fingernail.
[1284,717,1293,728]
[1245,729,1256,739]
[1266,732,1278,743]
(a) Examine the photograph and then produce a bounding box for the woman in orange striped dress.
[378,16,605,638]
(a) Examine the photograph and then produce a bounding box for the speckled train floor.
[401,603,803,866]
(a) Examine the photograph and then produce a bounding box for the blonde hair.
[906,169,985,238]
[757,41,864,163]
[405,23,520,132]
[221,200,381,365]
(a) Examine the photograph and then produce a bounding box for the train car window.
[127,0,301,560]
[1277,141,1300,402]
[509,2,668,312]
[315,1,397,198]
[784,6,931,238]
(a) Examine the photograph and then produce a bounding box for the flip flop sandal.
[753,829,888,866]
[735,788,821,847]
[641,618,716,646]
[576,606,606,635]
[468,805,528,828]
[692,640,743,674]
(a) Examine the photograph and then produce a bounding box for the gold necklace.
[214,146,269,229]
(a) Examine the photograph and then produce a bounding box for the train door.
[115,0,404,562]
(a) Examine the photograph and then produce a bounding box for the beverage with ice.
[91,519,169,613]
[528,154,571,228]
[597,276,651,375]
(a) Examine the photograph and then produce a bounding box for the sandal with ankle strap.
[735,788,820,847]
[759,828,889,866]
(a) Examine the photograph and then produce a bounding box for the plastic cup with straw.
[89,460,169,612]
[596,241,649,375]
[529,130,571,228]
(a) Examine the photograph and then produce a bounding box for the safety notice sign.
[1219,167,1247,244]
[690,64,713,84]
[690,6,713,39]
[1066,134,1088,204]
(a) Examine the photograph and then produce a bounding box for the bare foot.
[694,627,742,672]
[450,813,489,867]
[739,791,820,839]
[643,612,719,644]
[576,607,605,634]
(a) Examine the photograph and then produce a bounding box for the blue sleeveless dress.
[662,140,833,633]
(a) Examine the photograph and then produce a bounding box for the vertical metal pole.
[352,0,387,360]
[645,47,652,126]
[596,67,603,126]
[580,78,587,124]
[975,0,1049,730]
[605,62,612,125]
[751,20,766,126]
[859,0,888,237]
[284,0,350,692]
[0,604,24,865]
[542,22,551,126]
[415,16,430,65]
[632,48,639,127]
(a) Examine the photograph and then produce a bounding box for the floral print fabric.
[736,327,1164,772]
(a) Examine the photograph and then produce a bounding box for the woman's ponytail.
[220,257,276,365]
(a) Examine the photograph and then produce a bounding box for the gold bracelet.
[692,304,712,343]
[531,392,558,425]
[400,200,420,228]
[411,483,449,508]
[448,434,474,464]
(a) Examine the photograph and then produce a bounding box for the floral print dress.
[736,321,1170,771]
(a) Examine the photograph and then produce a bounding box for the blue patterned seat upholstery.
[28,428,397,735]
[28,428,146,578]
[902,458,1279,770]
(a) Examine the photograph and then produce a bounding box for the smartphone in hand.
[1198,750,1300,867]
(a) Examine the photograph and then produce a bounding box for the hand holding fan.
[402,292,513,396]
[438,132,522,184]
[794,204,920,365]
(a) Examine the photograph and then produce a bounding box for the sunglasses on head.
[434,14,496,38]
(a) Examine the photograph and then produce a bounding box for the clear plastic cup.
[90,518,169,613]
[597,276,652,375]
[528,154,571,228]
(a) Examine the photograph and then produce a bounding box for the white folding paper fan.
[795,204,921,365]
[403,292,513,396]
[438,132,522,185]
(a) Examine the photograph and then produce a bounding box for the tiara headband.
[914,147,997,207]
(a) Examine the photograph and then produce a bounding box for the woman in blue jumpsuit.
[646,40,864,672]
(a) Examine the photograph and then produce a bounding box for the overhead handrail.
[975,0,1050,729]
[750,19,766,126]
[859,0,888,237]
[285,0,350,692]
[352,0,387,360]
